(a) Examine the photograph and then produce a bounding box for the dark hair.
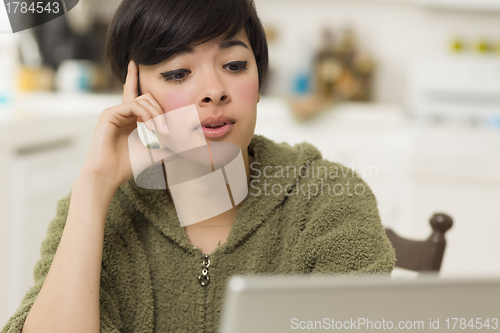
[105,0,269,90]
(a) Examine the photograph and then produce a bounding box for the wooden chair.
[385,213,453,272]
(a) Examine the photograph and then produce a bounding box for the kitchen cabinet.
[406,124,500,277]
[414,0,500,12]
[0,92,120,325]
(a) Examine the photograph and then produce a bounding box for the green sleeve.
[1,193,122,333]
[296,165,395,275]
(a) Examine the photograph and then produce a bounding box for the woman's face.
[138,29,260,157]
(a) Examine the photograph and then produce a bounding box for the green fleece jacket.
[2,134,395,333]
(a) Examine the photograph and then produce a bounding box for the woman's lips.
[202,122,234,138]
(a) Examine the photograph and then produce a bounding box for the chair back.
[385,213,453,272]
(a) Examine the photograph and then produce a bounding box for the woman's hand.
[81,60,167,189]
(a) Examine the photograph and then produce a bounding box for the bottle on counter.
[450,36,466,53]
[475,37,491,54]
[313,27,342,99]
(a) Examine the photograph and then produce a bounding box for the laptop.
[220,274,500,333]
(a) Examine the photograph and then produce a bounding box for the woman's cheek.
[236,77,260,104]
[152,88,194,113]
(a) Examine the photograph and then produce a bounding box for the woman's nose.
[199,72,229,106]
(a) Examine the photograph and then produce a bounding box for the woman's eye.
[161,69,191,82]
[224,61,248,72]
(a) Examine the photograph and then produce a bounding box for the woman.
[2,0,394,332]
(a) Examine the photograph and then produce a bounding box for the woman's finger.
[104,101,154,130]
[137,94,169,134]
[138,93,163,113]
[136,99,165,132]
[121,62,168,133]
[123,60,139,103]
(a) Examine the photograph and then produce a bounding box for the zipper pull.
[198,254,210,287]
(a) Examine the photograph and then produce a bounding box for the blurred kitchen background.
[1,0,500,325]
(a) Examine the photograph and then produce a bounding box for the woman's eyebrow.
[169,41,248,58]
[219,40,249,50]
[173,46,194,56]
[164,40,249,63]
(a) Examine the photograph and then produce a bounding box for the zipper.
[198,254,210,332]
[198,254,210,286]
